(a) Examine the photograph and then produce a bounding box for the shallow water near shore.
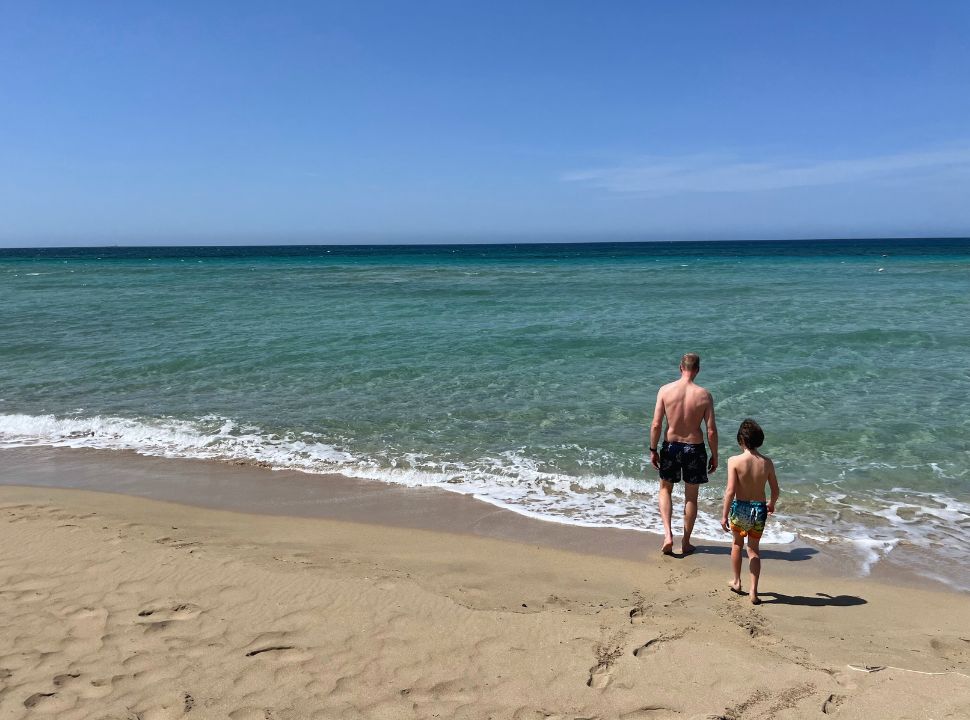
[2,239,969,589]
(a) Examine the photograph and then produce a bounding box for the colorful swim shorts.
[659,441,709,484]
[729,499,768,538]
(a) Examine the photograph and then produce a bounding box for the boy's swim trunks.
[659,441,709,484]
[729,499,768,538]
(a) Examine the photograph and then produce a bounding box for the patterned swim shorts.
[729,499,769,538]
[658,441,709,484]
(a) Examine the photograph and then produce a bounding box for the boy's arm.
[766,459,780,514]
[649,390,665,469]
[720,458,736,532]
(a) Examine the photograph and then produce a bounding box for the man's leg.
[682,482,699,554]
[659,480,674,554]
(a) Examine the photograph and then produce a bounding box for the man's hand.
[650,449,660,470]
[707,454,718,474]
[767,502,776,515]
[720,515,730,532]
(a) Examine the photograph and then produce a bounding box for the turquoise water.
[2,240,969,587]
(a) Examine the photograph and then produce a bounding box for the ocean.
[2,239,969,588]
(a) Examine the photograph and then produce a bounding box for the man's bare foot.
[750,594,761,605]
[729,580,744,594]
[661,539,674,555]
[681,542,696,556]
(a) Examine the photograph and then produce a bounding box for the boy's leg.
[729,530,744,592]
[746,535,762,605]
[659,480,674,554]
[682,482,699,554]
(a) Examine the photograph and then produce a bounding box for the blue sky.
[1,1,969,245]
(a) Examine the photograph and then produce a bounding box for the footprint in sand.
[23,692,55,709]
[154,536,201,550]
[633,626,693,658]
[587,661,614,689]
[632,638,661,657]
[136,603,202,634]
[47,672,114,700]
[717,600,770,638]
[587,634,625,689]
[930,636,970,664]
[822,693,845,714]
[619,707,679,719]
[136,602,202,623]
[511,709,564,720]
[228,709,278,720]
[22,691,73,712]
[52,672,81,687]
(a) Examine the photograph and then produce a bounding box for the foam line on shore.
[6,409,969,583]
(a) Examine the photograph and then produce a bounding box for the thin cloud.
[562,147,970,196]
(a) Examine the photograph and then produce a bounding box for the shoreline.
[0,445,961,595]
[2,473,969,717]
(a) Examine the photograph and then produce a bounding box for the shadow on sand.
[689,545,818,562]
[759,591,867,607]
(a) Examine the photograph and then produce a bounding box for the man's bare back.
[656,379,714,444]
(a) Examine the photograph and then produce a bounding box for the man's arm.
[720,458,736,531]
[766,459,780,514]
[705,393,718,473]
[649,390,665,470]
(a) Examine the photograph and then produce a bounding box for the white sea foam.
[6,411,970,576]
[0,413,353,467]
[0,412,799,544]
[850,537,899,575]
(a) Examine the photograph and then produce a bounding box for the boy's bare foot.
[729,580,744,594]
[750,594,761,605]
[661,539,674,555]
[681,542,696,556]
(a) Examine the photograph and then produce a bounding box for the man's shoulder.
[690,384,713,401]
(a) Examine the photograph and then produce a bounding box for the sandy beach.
[0,451,968,719]
[5,2,970,717]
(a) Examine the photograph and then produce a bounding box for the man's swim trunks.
[658,441,708,484]
[729,499,768,538]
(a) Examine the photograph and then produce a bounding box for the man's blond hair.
[680,353,700,372]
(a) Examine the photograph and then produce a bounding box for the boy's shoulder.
[728,452,774,466]
[754,453,776,475]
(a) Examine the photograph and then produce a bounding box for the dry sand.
[1,459,969,719]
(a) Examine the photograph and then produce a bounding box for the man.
[649,352,718,556]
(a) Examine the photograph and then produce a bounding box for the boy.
[720,418,780,605]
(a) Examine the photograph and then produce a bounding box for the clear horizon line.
[2,235,969,251]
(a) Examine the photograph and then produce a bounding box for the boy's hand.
[707,454,718,473]
[720,516,730,532]
[767,502,776,514]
